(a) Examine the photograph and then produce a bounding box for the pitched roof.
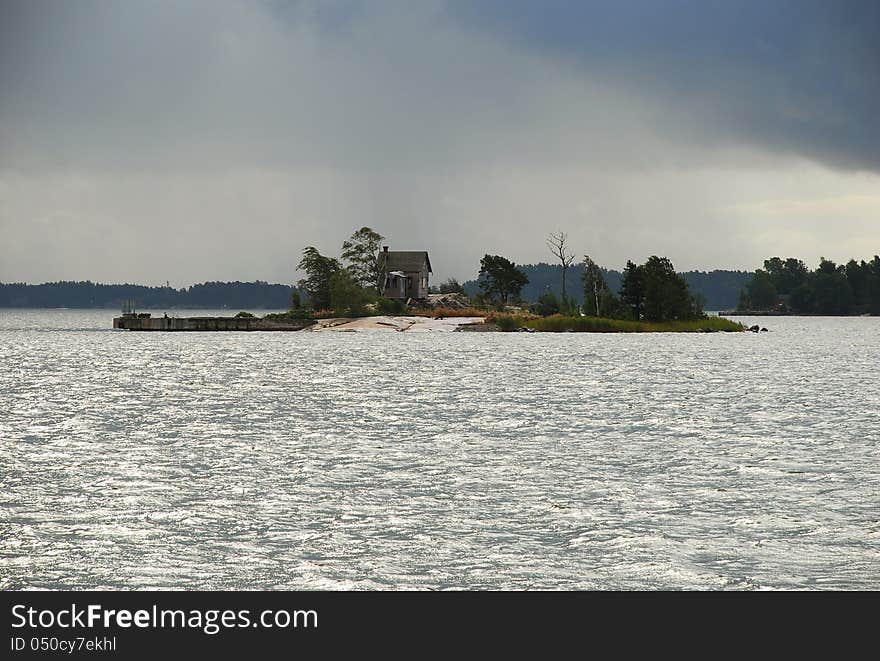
[380,251,432,273]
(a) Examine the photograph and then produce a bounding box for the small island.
[114,226,747,333]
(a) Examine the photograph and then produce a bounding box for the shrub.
[523,315,745,333]
[495,315,521,332]
[329,271,374,317]
[234,311,255,318]
[376,297,406,315]
[263,309,313,321]
[485,310,538,323]
[531,291,561,317]
[438,277,464,294]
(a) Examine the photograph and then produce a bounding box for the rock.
[760,327,769,332]
[425,292,472,309]
[749,325,760,332]
[454,322,498,332]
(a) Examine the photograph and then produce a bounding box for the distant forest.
[462,264,752,311]
[737,256,880,315]
[0,281,294,309]
[1,267,752,310]
[1,268,751,310]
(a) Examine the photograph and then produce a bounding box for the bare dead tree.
[547,231,576,306]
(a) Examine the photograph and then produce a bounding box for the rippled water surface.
[1,310,878,590]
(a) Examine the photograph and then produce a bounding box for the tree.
[763,257,809,295]
[479,254,529,304]
[845,259,871,309]
[581,255,609,316]
[641,256,700,321]
[812,259,854,315]
[341,227,385,293]
[739,269,778,310]
[297,246,340,311]
[620,260,646,320]
[547,232,576,306]
[438,277,464,294]
[532,290,561,316]
[329,270,373,317]
[789,282,814,313]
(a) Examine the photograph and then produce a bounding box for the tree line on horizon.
[738,256,880,315]
[0,267,753,312]
[0,280,294,310]
[12,242,874,317]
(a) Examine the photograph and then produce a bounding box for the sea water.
[1,310,878,589]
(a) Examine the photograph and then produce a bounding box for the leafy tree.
[297,246,340,310]
[845,259,871,308]
[341,227,385,293]
[789,282,814,313]
[620,260,646,320]
[581,255,610,317]
[763,257,809,295]
[547,231,576,305]
[531,290,561,316]
[740,255,878,315]
[739,269,778,310]
[869,256,880,314]
[438,277,464,294]
[641,256,700,321]
[812,259,854,315]
[479,254,529,304]
[329,270,373,317]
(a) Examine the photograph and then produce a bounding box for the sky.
[1,0,878,286]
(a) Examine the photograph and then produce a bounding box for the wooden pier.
[113,314,315,331]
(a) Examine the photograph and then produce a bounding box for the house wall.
[384,268,429,299]
[382,276,406,299]
[408,268,430,299]
[415,268,429,298]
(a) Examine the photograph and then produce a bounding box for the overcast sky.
[1,0,878,285]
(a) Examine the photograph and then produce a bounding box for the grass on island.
[409,306,490,318]
[259,305,744,332]
[488,313,745,333]
[262,309,317,321]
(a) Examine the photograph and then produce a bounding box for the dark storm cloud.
[3,1,877,173]
[447,0,880,171]
[1,1,878,285]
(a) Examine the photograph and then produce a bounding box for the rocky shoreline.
[309,315,485,332]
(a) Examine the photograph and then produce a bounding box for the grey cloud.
[0,0,777,174]
[0,1,878,285]
[446,0,880,172]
